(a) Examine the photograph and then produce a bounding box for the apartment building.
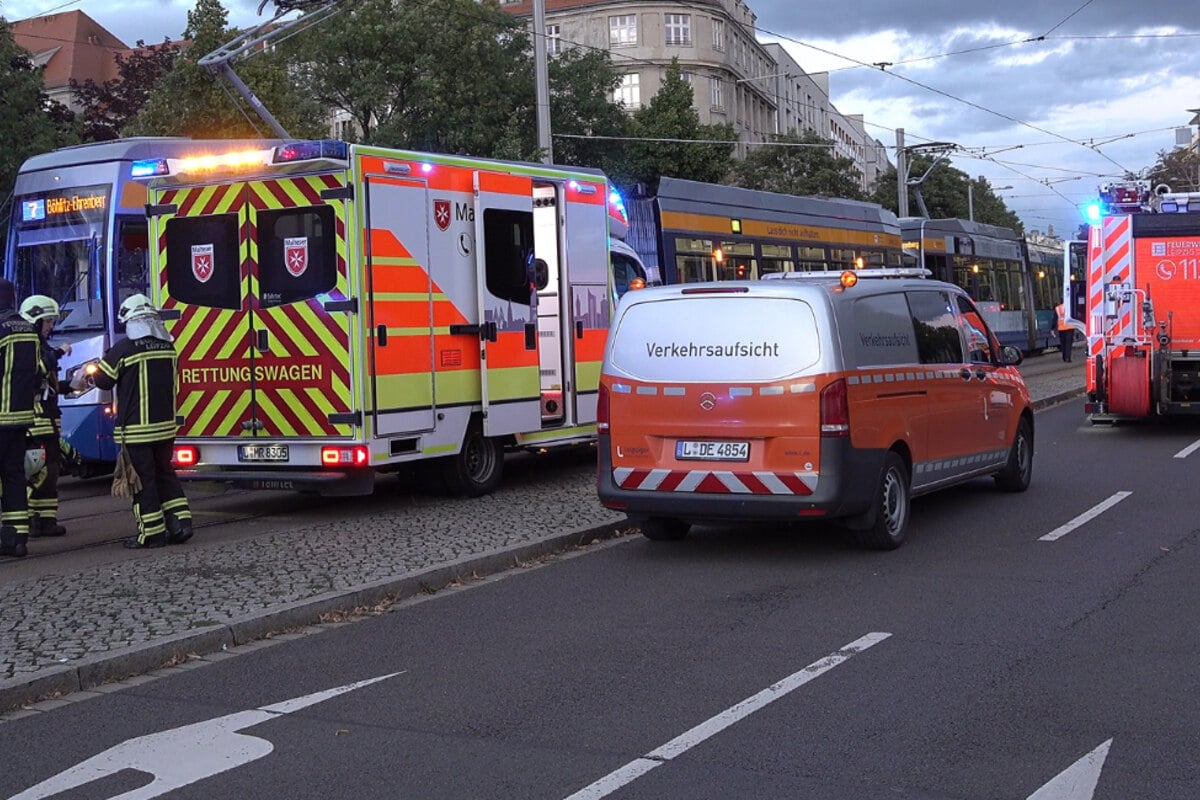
[497,0,887,187]
[10,11,128,112]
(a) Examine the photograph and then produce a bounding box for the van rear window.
[609,296,820,382]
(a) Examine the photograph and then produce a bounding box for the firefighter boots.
[123,535,166,549]
[0,525,27,558]
[167,520,194,545]
[29,517,66,537]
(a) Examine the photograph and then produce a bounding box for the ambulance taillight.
[321,446,369,467]
[819,378,850,437]
[173,445,199,466]
[597,383,610,433]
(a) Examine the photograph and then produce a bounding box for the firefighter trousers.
[28,432,61,524]
[0,426,31,543]
[126,440,192,545]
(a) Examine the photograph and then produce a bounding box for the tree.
[727,130,865,199]
[71,39,181,141]
[546,48,630,172]
[1148,144,1200,193]
[0,18,78,249]
[870,156,1023,232]
[617,59,735,193]
[128,0,325,139]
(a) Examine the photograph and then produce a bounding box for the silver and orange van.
[596,269,1034,549]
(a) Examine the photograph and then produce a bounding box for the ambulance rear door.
[472,171,541,437]
[155,173,355,444]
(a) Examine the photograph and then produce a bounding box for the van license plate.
[676,440,750,462]
[238,444,289,462]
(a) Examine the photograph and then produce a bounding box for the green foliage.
[1148,144,1200,193]
[870,156,1023,232]
[547,48,630,172]
[128,0,325,139]
[0,18,78,241]
[727,130,865,200]
[71,39,181,141]
[616,59,735,193]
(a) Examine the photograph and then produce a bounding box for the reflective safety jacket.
[94,336,180,444]
[0,309,40,429]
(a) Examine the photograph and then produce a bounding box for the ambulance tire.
[440,426,504,497]
[639,517,690,542]
[852,451,910,551]
[994,417,1033,493]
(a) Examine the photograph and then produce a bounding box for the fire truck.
[1067,179,1200,422]
[133,139,637,495]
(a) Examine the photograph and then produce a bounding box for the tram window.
[116,217,150,305]
[676,255,712,283]
[760,258,793,276]
[258,205,338,308]
[165,213,241,311]
[717,258,756,280]
[830,248,855,269]
[797,246,826,271]
[906,290,963,365]
[861,250,887,267]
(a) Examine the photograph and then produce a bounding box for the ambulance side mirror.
[530,258,550,292]
[999,345,1023,367]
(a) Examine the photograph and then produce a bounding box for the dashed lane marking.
[1039,492,1132,542]
[1173,439,1200,459]
[562,632,892,800]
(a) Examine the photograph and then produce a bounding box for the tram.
[4,138,273,472]
[901,217,1062,354]
[626,177,904,285]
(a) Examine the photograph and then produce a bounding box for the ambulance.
[134,139,639,496]
[597,269,1035,549]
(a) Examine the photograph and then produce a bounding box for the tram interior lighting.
[713,247,724,263]
[971,264,980,274]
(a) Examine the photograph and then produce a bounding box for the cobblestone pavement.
[0,363,1085,713]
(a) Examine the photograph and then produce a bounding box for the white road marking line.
[1027,739,1112,800]
[1039,492,1132,542]
[562,632,891,800]
[1173,439,1200,459]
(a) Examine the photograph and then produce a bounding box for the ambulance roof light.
[1085,201,1103,223]
[272,139,349,164]
[130,159,169,178]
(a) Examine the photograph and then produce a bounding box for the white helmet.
[118,293,157,325]
[19,295,59,324]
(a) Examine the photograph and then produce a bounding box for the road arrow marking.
[1027,739,1112,800]
[9,671,404,800]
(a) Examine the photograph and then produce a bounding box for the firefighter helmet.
[117,293,157,324]
[19,295,59,324]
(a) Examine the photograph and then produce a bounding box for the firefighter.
[0,278,41,558]
[21,294,71,537]
[1055,302,1074,362]
[89,294,193,549]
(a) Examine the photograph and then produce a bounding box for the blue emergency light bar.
[131,159,170,178]
[273,140,349,164]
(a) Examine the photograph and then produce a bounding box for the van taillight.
[597,382,610,433]
[819,378,850,436]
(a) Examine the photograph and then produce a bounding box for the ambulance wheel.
[852,452,910,551]
[994,417,1033,492]
[639,517,690,541]
[440,426,504,497]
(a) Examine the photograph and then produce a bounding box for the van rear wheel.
[639,517,690,541]
[440,425,504,497]
[852,452,910,551]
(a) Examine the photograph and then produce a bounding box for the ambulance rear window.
[165,213,241,311]
[609,296,819,382]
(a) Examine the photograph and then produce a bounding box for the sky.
[5,0,1199,239]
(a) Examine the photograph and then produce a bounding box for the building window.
[711,18,725,51]
[664,13,691,46]
[710,76,723,109]
[609,15,637,47]
[614,73,640,109]
[546,23,561,55]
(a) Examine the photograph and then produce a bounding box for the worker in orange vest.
[1055,302,1073,362]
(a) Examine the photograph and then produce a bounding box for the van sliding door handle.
[256,329,270,352]
[377,325,388,346]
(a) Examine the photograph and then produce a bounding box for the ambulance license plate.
[238,444,289,462]
[676,440,750,462]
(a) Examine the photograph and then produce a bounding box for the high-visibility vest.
[1056,303,1071,331]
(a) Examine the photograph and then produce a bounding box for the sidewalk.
[0,362,1086,715]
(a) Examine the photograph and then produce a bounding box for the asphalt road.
[3,398,1198,799]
